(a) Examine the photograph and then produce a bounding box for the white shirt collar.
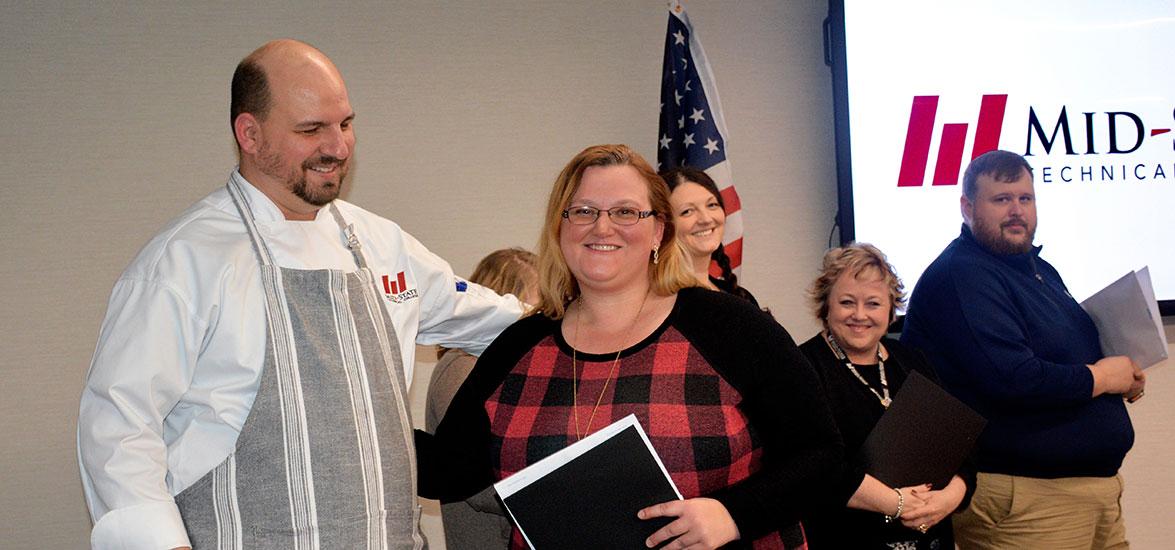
[229,168,328,223]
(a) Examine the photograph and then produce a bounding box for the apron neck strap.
[226,174,276,267]
[226,173,372,270]
[327,202,370,270]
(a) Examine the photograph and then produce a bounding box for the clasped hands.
[895,477,966,534]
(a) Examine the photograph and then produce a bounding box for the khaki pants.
[954,472,1129,550]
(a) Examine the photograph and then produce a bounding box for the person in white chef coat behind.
[77,39,523,550]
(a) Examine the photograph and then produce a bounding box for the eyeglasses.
[562,205,656,226]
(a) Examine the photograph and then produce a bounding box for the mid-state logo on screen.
[896,94,1174,186]
[897,94,1007,187]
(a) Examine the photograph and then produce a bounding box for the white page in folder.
[1080,267,1168,369]
[493,414,680,499]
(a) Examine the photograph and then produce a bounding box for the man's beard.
[290,156,348,206]
[972,216,1035,255]
[257,146,348,207]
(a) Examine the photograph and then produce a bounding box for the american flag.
[657,0,743,276]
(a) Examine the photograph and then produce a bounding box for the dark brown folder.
[859,370,986,488]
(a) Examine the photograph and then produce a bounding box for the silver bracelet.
[884,487,904,523]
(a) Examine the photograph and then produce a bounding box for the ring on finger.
[918,523,929,534]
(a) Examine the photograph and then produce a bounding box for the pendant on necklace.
[880,396,892,408]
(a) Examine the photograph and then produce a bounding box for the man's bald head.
[230,39,341,145]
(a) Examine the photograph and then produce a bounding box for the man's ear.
[234,113,261,155]
[960,195,974,225]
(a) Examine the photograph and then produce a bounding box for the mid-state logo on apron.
[381,271,419,303]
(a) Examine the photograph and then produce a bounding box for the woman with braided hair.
[661,167,758,306]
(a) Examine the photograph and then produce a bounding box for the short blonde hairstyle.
[808,242,906,328]
[533,144,697,319]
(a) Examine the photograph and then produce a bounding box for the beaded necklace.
[825,331,890,408]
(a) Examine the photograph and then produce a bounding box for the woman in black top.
[799,243,974,549]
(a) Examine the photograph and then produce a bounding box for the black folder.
[859,370,986,488]
[495,415,681,549]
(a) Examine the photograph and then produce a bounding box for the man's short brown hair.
[962,149,1033,200]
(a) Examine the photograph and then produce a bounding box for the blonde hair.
[469,247,538,300]
[808,242,906,329]
[533,144,697,319]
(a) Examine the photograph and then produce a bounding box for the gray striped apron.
[175,178,425,549]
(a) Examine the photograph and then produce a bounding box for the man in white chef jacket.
[78,39,524,550]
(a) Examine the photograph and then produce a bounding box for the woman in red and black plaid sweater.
[418,144,843,549]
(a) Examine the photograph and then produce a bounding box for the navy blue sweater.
[901,225,1133,478]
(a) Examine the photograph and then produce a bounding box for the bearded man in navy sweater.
[901,149,1145,549]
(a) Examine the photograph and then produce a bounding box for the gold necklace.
[571,291,649,440]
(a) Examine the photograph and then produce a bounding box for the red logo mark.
[382,271,407,295]
[897,94,1008,187]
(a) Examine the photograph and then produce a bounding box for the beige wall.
[0,1,1169,548]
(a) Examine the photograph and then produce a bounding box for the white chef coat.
[78,170,524,549]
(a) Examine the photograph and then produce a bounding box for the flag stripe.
[723,209,743,249]
[719,186,741,214]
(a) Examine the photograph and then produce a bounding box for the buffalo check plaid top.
[486,323,760,491]
[420,288,843,549]
[489,326,781,549]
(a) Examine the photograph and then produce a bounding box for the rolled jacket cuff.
[91,500,190,550]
